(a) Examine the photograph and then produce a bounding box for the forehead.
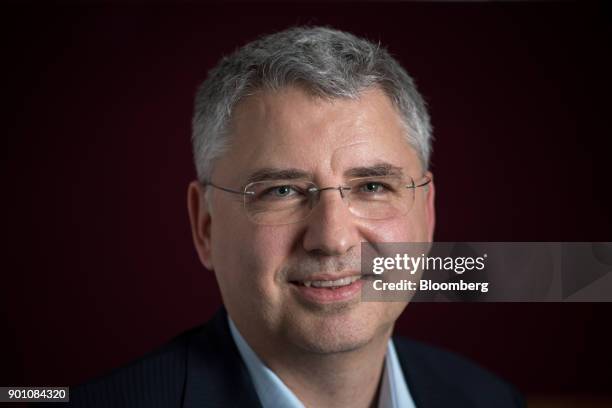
[213,85,421,182]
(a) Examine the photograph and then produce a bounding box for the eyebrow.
[246,168,311,184]
[245,162,404,184]
[344,163,404,178]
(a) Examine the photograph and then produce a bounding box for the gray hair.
[192,26,432,183]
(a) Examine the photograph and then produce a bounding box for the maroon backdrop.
[2,1,611,399]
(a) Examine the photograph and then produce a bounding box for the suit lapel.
[183,308,263,408]
[393,337,473,408]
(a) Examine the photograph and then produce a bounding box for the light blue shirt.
[228,317,416,408]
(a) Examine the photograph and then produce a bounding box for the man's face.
[189,86,435,356]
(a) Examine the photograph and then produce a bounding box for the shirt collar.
[228,316,416,408]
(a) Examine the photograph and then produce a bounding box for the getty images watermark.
[360,242,612,302]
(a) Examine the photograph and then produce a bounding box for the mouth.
[296,275,360,288]
[289,274,374,303]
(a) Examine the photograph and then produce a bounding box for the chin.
[285,302,398,355]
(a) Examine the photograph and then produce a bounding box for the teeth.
[302,276,361,288]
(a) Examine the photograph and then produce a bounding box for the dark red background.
[2,1,611,400]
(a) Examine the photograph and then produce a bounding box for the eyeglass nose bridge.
[307,185,352,200]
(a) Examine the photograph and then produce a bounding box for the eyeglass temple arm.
[406,176,432,189]
[203,182,255,196]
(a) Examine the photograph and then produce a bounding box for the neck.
[247,325,393,408]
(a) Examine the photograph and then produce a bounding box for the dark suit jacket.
[46,308,524,407]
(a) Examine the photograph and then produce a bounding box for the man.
[58,26,524,407]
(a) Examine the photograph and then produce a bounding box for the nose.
[302,187,360,256]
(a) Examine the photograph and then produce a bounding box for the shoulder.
[62,328,198,408]
[393,336,525,408]
[43,309,260,408]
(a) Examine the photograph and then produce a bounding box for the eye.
[360,182,387,193]
[259,184,304,200]
[271,185,295,197]
[248,181,312,203]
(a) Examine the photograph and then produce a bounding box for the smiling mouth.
[290,274,375,289]
[289,274,376,304]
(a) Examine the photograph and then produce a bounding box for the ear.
[424,171,436,242]
[187,181,214,270]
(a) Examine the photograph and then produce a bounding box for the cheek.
[361,214,429,243]
[248,226,297,277]
[210,222,290,317]
[212,219,297,287]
